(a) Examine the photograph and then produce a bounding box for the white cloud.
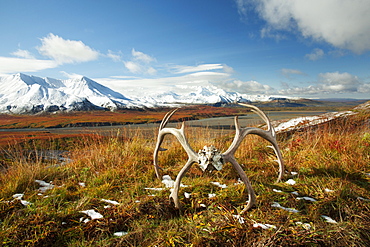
[11,49,35,59]
[124,61,142,74]
[305,48,324,61]
[281,68,305,77]
[123,49,157,75]
[131,49,155,63]
[319,72,361,92]
[37,33,100,64]
[0,56,57,74]
[106,50,122,62]
[95,69,232,97]
[60,71,83,79]
[222,79,273,94]
[172,64,224,74]
[279,71,370,96]
[238,0,370,53]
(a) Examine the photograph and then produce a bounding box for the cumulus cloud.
[305,48,324,61]
[37,33,100,64]
[124,49,156,75]
[237,0,370,53]
[222,79,273,94]
[279,71,370,95]
[0,33,102,74]
[319,72,361,92]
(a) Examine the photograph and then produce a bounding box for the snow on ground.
[274,110,356,133]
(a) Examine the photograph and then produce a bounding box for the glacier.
[0,73,294,114]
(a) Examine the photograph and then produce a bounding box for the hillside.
[0,102,369,246]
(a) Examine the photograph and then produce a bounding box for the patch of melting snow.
[296,222,312,230]
[13,193,24,200]
[253,223,277,230]
[273,189,284,193]
[358,197,370,202]
[35,180,54,193]
[80,209,103,220]
[208,193,216,198]
[12,193,32,206]
[162,175,174,188]
[324,188,334,193]
[271,202,299,213]
[144,187,165,191]
[274,110,355,133]
[285,179,296,185]
[210,181,227,188]
[234,178,243,185]
[297,196,317,202]
[101,199,120,205]
[321,215,337,224]
[184,192,191,198]
[114,231,128,237]
[232,214,245,224]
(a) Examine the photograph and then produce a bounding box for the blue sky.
[1,0,369,99]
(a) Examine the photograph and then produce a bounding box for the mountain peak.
[0,73,138,113]
[0,73,298,114]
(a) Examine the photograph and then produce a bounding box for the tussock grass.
[0,109,369,246]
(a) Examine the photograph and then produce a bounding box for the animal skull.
[197,145,223,172]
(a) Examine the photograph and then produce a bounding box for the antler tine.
[154,108,198,178]
[159,108,178,130]
[222,104,285,213]
[238,103,275,136]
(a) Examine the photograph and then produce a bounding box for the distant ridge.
[0,73,299,114]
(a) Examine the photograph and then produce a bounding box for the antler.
[222,103,285,213]
[153,108,198,208]
[153,104,285,214]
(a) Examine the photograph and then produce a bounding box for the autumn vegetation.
[0,103,369,246]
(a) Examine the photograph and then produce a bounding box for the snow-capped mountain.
[0,73,138,113]
[0,73,293,114]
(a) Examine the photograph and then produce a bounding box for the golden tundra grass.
[0,111,369,246]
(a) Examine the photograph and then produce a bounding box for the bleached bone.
[153,103,285,214]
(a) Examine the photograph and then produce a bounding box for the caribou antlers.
[153,103,285,214]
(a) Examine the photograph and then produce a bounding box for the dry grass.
[0,108,369,246]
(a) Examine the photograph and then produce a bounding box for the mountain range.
[0,73,295,114]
